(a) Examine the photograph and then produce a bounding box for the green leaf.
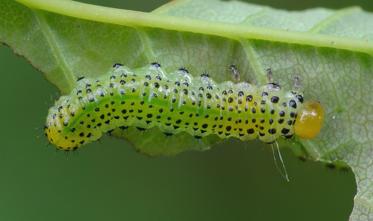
[0,0,372,220]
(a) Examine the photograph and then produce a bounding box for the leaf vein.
[135,28,156,61]
[309,7,361,33]
[242,8,268,24]
[33,11,75,92]
[239,40,267,84]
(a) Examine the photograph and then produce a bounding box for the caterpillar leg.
[266,67,274,82]
[293,75,302,90]
[265,68,281,89]
[229,64,240,82]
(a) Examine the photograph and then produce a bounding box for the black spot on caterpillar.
[45,63,324,151]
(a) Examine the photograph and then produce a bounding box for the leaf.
[0,0,372,220]
[112,127,221,156]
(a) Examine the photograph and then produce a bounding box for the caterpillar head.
[294,100,324,139]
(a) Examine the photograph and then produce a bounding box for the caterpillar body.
[45,63,324,151]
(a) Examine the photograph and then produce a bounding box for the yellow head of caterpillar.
[294,100,324,139]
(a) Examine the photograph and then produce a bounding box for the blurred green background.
[1,0,370,220]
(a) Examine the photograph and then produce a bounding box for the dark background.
[1,0,369,220]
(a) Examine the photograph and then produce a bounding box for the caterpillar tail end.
[44,124,80,151]
[44,107,84,151]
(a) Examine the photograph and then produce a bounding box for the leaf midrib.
[17,0,373,55]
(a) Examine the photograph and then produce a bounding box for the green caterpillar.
[45,63,324,151]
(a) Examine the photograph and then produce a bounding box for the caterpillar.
[45,63,324,151]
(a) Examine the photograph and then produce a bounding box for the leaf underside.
[0,0,372,220]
